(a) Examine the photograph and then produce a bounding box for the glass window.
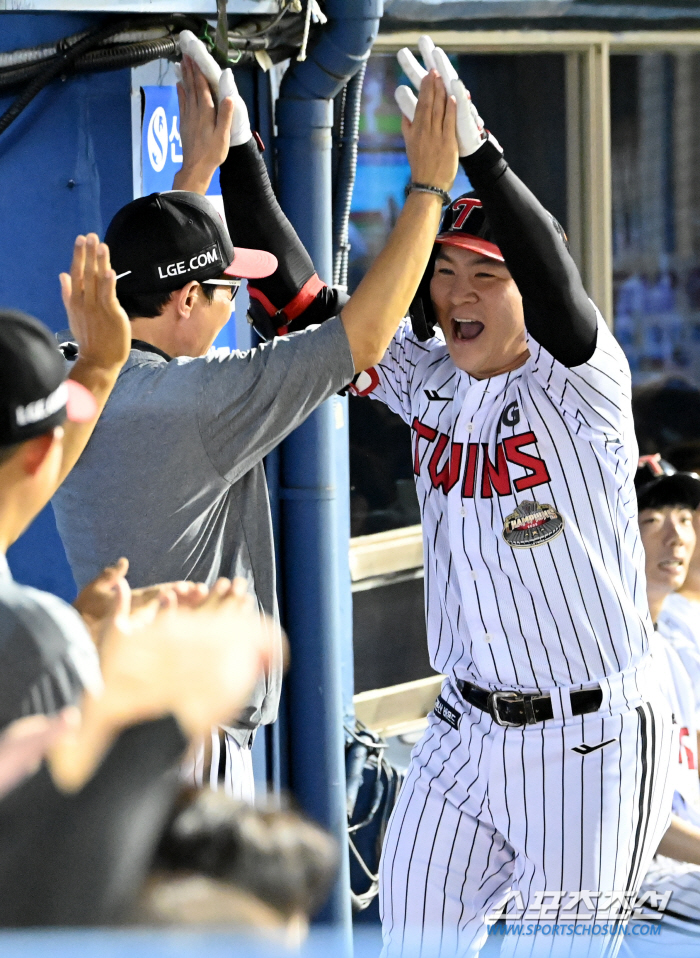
[611,52,700,454]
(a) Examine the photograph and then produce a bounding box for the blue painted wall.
[0,14,133,600]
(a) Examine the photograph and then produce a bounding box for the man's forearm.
[341,191,443,372]
[59,359,120,486]
[656,814,700,865]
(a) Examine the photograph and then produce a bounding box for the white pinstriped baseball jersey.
[651,626,700,824]
[354,313,651,693]
[635,626,700,936]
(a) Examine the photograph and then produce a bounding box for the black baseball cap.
[635,454,700,512]
[104,191,278,296]
[435,191,568,263]
[0,310,96,448]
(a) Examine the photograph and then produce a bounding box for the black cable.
[332,61,366,288]
[74,38,179,74]
[0,16,200,137]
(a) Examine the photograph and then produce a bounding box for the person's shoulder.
[0,580,86,645]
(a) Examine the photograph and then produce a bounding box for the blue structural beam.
[274,0,382,936]
[0,13,132,600]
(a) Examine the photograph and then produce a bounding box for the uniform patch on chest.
[502,499,564,548]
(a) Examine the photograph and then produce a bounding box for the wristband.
[404,182,451,206]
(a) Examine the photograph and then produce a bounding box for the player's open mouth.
[659,559,683,569]
[452,319,484,342]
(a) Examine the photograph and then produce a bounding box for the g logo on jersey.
[502,500,564,549]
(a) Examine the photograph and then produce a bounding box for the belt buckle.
[487,690,523,727]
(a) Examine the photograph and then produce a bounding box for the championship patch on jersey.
[502,499,564,549]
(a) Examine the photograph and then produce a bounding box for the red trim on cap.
[435,232,504,262]
[638,453,664,477]
[223,247,278,280]
[65,379,97,424]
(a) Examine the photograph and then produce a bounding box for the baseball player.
[217,36,677,955]
[366,40,677,955]
[656,448,700,699]
[631,459,700,948]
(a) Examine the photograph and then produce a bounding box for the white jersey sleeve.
[349,319,444,425]
[526,310,632,440]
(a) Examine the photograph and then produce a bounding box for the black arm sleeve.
[219,139,316,310]
[461,140,598,368]
[0,716,186,926]
[219,140,347,339]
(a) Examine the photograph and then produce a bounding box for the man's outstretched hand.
[172,54,234,196]
[59,233,130,374]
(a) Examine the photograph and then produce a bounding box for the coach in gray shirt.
[53,71,459,795]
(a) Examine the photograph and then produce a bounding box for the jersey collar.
[131,340,172,362]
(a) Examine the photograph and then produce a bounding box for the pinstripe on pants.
[379,671,675,958]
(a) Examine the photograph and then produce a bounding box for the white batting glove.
[395,34,486,158]
[176,29,252,148]
[219,68,252,147]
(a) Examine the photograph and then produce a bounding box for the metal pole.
[276,97,352,935]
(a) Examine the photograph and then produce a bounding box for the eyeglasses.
[202,278,242,302]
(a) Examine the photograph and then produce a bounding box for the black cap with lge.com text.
[0,310,96,448]
[105,191,277,295]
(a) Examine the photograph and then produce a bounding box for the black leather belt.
[456,679,603,727]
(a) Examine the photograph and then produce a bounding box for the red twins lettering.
[411,421,550,498]
[428,435,464,494]
[412,418,438,476]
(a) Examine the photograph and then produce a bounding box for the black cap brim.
[637,473,700,511]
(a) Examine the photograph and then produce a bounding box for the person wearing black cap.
[51,66,459,800]
[0,236,132,728]
[632,456,700,938]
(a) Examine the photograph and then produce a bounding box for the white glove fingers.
[219,67,237,103]
[395,85,417,123]
[179,29,221,92]
[418,35,437,73]
[173,63,182,82]
[397,47,427,92]
[431,46,459,87]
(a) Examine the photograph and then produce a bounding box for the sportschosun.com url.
[487,923,661,937]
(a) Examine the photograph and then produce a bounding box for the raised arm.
[56,234,130,488]
[461,141,597,368]
[173,47,345,339]
[397,36,597,368]
[341,72,457,371]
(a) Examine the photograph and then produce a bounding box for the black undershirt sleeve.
[219,138,316,311]
[461,140,598,368]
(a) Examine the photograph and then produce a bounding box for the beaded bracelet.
[404,182,452,207]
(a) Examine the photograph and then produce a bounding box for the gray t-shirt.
[0,554,101,730]
[53,317,354,745]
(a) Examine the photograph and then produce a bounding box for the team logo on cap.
[502,499,564,549]
[155,243,222,282]
[450,197,483,230]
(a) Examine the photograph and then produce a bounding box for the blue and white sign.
[141,85,221,197]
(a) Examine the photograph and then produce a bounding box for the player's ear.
[19,430,61,477]
[174,281,200,320]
